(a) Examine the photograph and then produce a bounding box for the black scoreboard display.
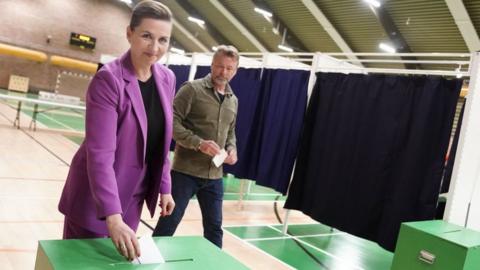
[70,32,96,50]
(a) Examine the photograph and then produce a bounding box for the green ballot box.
[35,236,249,270]
[391,220,480,270]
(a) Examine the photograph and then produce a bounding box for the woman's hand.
[159,194,175,217]
[106,214,140,261]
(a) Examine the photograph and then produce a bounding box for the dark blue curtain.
[285,72,462,251]
[194,66,211,79]
[194,67,309,194]
[168,65,190,92]
[168,65,191,151]
[222,69,264,180]
[237,69,308,194]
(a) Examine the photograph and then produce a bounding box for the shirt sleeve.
[225,97,238,151]
[172,83,203,150]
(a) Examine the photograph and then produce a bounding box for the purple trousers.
[63,217,107,239]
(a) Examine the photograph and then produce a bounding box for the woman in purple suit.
[58,0,175,261]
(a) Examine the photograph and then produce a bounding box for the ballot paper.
[212,149,228,167]
[131,235,165,265]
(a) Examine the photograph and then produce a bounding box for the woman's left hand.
[159,194,175,217]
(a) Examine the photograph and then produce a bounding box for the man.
[153,45,239,248]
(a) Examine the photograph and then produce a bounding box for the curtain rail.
[316,67,469,77]
[184,52,471,58]
[345,59,470,64]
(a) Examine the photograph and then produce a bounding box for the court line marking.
[3,102,79,131]
[268,225,365,270]
[224,192,283,196]
[0,109,71,166]
[141,216,289,222]
[7,103,85,118]
[0,248,36,253]
[223,225,344,241]
[0,177,64,182]
[0,196,59,200]
[295,232,346,238]
[224,222,320,228]
[224,198,282,201]
[225,225,362,269]
[36,112,76,131]
[0,220,62,224]
[0,102,47,129]
[247,235,365,270]
[237,236,291,242]
[243,232,346,242]
[268,225,347,238]
[224,229,296,270]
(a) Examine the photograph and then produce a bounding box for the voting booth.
[35,236,248,270]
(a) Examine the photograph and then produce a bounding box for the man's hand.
[106,214,140,261]
[198,140,221,157]
[224,148,238,165]
[159,194,175,217]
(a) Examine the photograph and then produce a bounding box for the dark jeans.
[153,171,224,248]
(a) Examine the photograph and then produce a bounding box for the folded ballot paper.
[132,235,165,265]
[212,149,228,167]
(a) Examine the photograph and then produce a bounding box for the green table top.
[38,236,248,270]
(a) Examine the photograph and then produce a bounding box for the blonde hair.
[213,45,239,65]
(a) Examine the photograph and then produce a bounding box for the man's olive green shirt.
[172,74,238,179]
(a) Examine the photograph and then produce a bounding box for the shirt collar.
[203,73,233,97]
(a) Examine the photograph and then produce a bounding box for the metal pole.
[445,52,480,230]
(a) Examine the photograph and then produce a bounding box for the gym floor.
[0,93,393,269]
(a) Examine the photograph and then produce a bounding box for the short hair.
[130,0,172,30]
[213,45,239,65]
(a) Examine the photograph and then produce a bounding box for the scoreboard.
[70,32,96,50]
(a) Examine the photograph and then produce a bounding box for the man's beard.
[214,77,228,85]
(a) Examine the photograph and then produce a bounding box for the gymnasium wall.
[0,0,131,98]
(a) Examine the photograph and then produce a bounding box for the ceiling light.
[272,27,279,35]
[119,0,132,5]
[254,7,272,18]
[278,44,293,52]
[188,16,205,26]
[364,0,381,8]
[263,14,272,23]
[379,42,396,53]
[170,47,185,55]
[277,27,293,52]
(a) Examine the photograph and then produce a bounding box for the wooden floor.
[0,101,314,270]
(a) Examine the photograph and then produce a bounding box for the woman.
[58,0,175,261]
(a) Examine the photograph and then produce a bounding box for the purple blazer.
[58,51,175,234]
